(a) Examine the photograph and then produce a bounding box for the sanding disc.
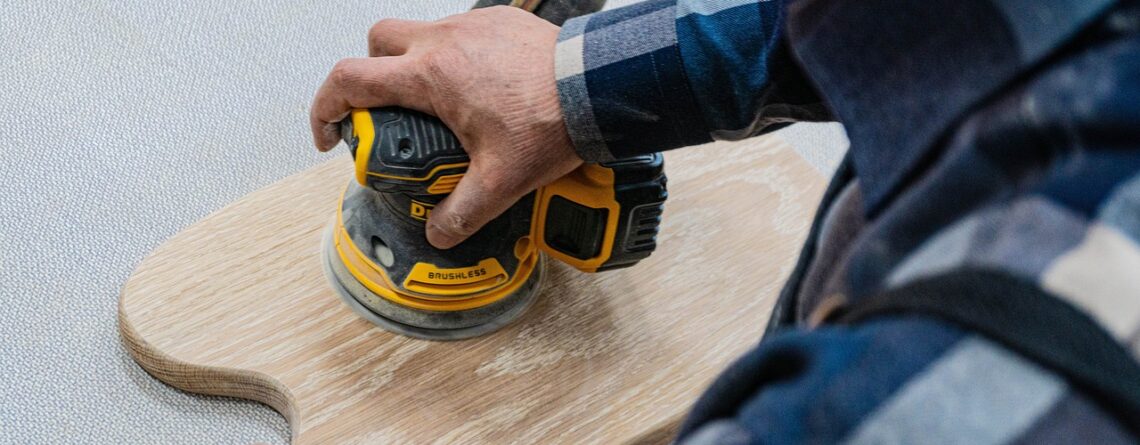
[321,228,544,341]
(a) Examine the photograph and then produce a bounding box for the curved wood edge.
[114,159,350,442]
[118,265,682,445]
[118,291,300,439]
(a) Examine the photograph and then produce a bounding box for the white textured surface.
[0,1,471,443]
[0,0,846,442]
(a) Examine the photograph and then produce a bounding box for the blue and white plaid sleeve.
[554,0,825,161]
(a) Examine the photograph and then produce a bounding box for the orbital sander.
[322,0,668,340]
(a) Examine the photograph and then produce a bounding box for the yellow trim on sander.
[350,109,470,185]
[367,162,469,181]
[509,0,544,12]
[350,110,375,186]
[403,259,508,296]
[426,173,464,194]
[532,164,621,272]
[332,186,541,312]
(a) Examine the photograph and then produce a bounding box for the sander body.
[323,0,667,340]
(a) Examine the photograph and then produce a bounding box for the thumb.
[425,164,525,249]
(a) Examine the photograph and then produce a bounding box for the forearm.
[554,0,831,162]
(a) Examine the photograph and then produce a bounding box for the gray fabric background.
[0,1,846,443]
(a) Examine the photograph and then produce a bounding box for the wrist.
[553,1,712,161]
[554,15,615,163]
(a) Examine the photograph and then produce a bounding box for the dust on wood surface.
[119,135,826,444]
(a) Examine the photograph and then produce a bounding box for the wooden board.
[119,135,826,444]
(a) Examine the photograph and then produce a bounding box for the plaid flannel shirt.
[554,0,1140,443]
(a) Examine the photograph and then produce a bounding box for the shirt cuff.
[554,0,711,162]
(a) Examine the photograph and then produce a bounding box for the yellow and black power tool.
[321,0,666,340]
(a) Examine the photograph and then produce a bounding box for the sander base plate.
[321,228,544,341]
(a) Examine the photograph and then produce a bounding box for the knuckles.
[432,17,465,35]
[329,59,364,88]
[471,5,527,20]
[421,49,463,80]
[436,7,519,38]
[368,18,400,42]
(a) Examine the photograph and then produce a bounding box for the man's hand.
[311,6,582,249]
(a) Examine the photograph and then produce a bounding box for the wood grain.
[119,135,825,444]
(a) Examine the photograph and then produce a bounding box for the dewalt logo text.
[409,200,434,221]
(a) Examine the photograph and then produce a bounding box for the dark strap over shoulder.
[835,269,1140,433]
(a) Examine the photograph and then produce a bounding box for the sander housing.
[322,1,667,340]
